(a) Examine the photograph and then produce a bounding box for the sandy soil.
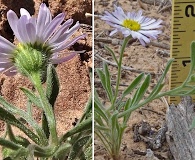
[94,0,172,159]
[0,0,92,159]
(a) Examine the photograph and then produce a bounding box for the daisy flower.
[0,3,85,76]
[101,5,162,46]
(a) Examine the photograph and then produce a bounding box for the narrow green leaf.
[0,138,22,151]
[94,102,108,122]
[123,99,132,124]
[43,64,60,139]
[79,94,92,123]
[104,45,118,64]
[110,111,119,143]
[60,118,92,142]
[103,62,114,101]
[94,89,104,108]
[0,96,47,145]
[131,74,151,106]
[46,64,59,107]
[68,136,91,160]
[53,143,71,159]
[95,125,109,131]
[122,73,145,98]
[148,59,174,99]
[94,114,105,127]
[96,69,112,101]
[0,107,40,144]
[96,69,107,90]
[190,41,195,71]
[117,101,126,111]
[20,87,41,108]
[6,124,30,147]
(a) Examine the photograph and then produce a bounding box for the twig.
[149,41,170,50]
[140,0,161,6]
[156,49,170,57]
[80,23,92,30]
[141,108,165,116]
[95,53,161,75]
[158,4,172,13]
[95,37,136,45]
[95,80,129,87]
[132,149,146,156]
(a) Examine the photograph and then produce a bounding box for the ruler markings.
[172,67,179,69]
[171,70,180,72]
[173,30,186,32]
[175,1,195,4]
[172,50,179,52]
[174,17,184,18]
[173,44,182,46]
[175,57,190,59]
[172,82,182,84]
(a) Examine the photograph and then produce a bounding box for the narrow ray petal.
[50,52,77,64]
[43,13,65,42]
[51,34,86,53]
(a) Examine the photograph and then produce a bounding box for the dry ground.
[94,0,173,159]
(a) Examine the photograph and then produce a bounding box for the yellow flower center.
[122,19,141,31]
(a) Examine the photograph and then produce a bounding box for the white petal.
[20,8,31,19]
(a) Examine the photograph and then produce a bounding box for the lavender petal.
[0,36,15,53]
[4,66,17,76]
[50,52,77,64]
[51,34,86,53]
[48,19,73,44]
[17,16,30,42]
[26,23,36,43]
[36,3,50,42]
[51,21,80,46]
[7,10,23,42]
[43,13,65,42]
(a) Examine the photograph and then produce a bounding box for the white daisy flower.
[0,3,85,76]
[101,5,162,46]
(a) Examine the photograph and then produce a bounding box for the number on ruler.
[182,60,191,67]
[185,5,195,17]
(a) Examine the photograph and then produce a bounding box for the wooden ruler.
[170,0,195,103]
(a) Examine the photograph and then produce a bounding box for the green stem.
[109,37,131,110]
[30,72,58,145]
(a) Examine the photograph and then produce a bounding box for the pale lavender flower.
[0,3,85,76]
[101,5,162,46]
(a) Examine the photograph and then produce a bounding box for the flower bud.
[13,44,48,76]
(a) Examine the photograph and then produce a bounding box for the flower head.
[101,5,162,46]
[0,3,85,76]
